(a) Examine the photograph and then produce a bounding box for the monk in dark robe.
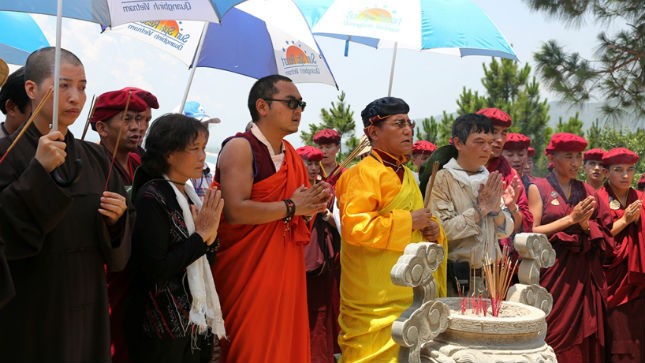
[212,75,332,363]
[597,147,645,362]
[0,47,131,363]
[528,132,613,363]
[0,59,14,308]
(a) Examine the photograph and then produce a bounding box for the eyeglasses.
[264,97,306,111]
[387,119,416,129]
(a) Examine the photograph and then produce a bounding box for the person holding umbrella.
[0,47,132,361]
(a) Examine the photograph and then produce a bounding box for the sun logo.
[356,7,393,23]
[143,20,181,38]
[282,41,311,65]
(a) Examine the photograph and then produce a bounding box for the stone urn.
[391,234,557,363]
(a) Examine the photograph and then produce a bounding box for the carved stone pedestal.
[391,234,558,363]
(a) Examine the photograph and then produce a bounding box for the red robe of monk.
[534,174,613,363]
[598,185,645,362]
[487,157,533,231]
[212,131,311,363]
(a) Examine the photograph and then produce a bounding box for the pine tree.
[526,0,645,120]
[555,112,584,134]
[300,91,358,159]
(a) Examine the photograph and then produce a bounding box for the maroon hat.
[412,140,437,155]
[296,145,323,162]
[527,147,535,157]
[583,148,605,162]
[90,90,148,130]
[638,174,645,190]
[602,147,639,167]
[476,107,512,128]
[545,133,588,155]
[313,129,341,145]
[503,133,530,151]
[120,87,159,109]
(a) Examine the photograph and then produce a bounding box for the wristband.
[283,199,296,221]
[488,209,500,217]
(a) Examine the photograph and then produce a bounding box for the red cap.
[638,174,645,190]
[503,133,530,150]
[545,133,588,155]
[527,147,535,157]
[120,87,159,109]
[313,129,341,145]
[583,148,605,162]
[476,107,512,128]
[602,147,639,166]
[296,145,323,162]
[90,90,148,130]
[412,140,437,155]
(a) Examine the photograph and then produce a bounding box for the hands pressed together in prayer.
[290,181,333,217]
[570,196,596,230]
[411,208,440,242]
[503,174,521,209]
[623,200,642,225]
[193,187,225,246]
[478,171,504,216]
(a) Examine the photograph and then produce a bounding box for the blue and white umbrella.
[0,11,49,65]
[295,0,518,95]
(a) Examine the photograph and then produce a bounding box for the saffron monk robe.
[336,97,447,363]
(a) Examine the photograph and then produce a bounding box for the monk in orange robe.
[212,75,332,363]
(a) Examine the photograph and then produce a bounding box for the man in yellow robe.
[335,97,447,363]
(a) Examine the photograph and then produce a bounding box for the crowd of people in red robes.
[1,46,645,363]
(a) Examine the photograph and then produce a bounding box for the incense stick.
[103,91,132,191]
[327,136,370,180]
[0,88,53,164]
[80,94,96,141]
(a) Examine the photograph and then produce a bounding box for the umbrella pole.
[387,42,398,97]
[179,23,209,114]
[52,0,63,132]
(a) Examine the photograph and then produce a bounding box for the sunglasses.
[264,97,306,111]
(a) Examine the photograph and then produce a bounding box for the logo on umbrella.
[127,20,191,50]
[345,6,401,31]
[280,41,322,77]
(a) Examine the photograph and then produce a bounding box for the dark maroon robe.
[534,173,614,363]
[0,123,132,362]
[598,185,645,362]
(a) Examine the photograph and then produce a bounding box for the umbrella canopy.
[295,0,518,95]
[103,0,337,109]
[0,11,49,65]
[0,0,244,26]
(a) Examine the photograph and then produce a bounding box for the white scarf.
[164,175,226,339]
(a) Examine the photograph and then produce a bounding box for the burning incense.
[327,136,370,180]
[482,248,518,317]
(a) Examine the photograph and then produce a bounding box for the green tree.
[526,0,645,120]
[415,113,453,146]
[555,112,584,134]
[300,91,358,159]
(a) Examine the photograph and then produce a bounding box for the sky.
[7,0,624,154]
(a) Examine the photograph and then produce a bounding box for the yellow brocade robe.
[335,153,447,363]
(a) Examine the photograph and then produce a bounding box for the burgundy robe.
[534,174,613,363]
[598,185,645,362]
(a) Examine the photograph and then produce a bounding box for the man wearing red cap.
[296,145,341,363]
[501,133,532,193]
[597,147,645,363]
[528,132,613,363]
[313,128,345,186]
[476,108,533,244]
[584,148,606,190]
[91,89,148,186]
[119,86,159,156]
[0,47,130,362]
[213,75,332,363]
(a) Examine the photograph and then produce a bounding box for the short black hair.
[24,47,83,85]
[0,67,29,114]
[452,113,493,144]
[247,74,292,122]
[141,113,209,176]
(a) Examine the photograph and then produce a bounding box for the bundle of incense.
[483,247,518,317]
[424,161,440,209]
[327,136,370,180]
[0,88,53,164]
